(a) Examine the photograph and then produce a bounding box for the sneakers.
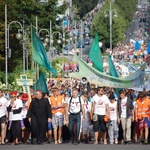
[73,141,79,145]
[144,139,148,145]
[27,138,32,144]
[110,142,113,144]
[32,138,37,144]
[124,141,131,145]
[47,138,51,144]
[115,138,118,144]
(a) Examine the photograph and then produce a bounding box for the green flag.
[31,27,57,76]
[108,54,120,96]
[35,73,49,93]
[108,54,119,77]
[89,33,103,72]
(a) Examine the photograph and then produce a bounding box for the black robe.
[27,98,52,143]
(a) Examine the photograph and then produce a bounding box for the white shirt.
[83,101,91,118]
[22,101,28,119]
[92,94,109,115]
[67,97,84,114]
[121,97,127,118]
[0,97,9,118]
[8,99,23,121]
[109,101,117,120]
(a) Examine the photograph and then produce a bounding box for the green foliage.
[38,57,68,78]
[91,1,127,46]
[0,71,5,83]
[52,57,68,76]
[7,62,36,83]
[115,0,138,23]
[91,0,138,47]
[73,0,99,18]
[0,0,66,73]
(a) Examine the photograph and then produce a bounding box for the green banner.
[69,55,145,88]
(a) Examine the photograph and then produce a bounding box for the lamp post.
[80,20,83,59]
[39,21,63,59]
[104,1,117,51]
[62,29,72,56]
[5,4,26,88]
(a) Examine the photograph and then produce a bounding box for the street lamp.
[63,29,71,54]
[104,1,117,51]
[5,4,26,88]
[39,21,63,59]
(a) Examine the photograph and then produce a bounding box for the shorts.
[134,121,140,133]
[48,122,52,131]
[0,115,6,124]
[93,115,106,132]
[52,114,64,129]
[139,118,148,129]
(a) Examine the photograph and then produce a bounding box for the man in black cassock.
[27,90,52,144]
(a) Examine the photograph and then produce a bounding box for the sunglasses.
[11,96,16,98]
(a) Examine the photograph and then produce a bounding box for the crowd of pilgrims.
[0,84,150,145]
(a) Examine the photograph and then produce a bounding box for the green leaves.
[91,0,138,48]
[73,0,99,18]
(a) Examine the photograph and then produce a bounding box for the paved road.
[1,143,150,150]
[125,0,150,43]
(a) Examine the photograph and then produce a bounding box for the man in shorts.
[50,88,65,144]
[91,87,110,144]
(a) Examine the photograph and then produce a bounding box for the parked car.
[77,41,85,48]
[65,44,74,51]
[83,38,90,45]
[63,50,74,56]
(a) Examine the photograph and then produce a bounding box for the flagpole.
[50,20,52,79]
[81,20,83,59]
[5,4,8,89]
[36,16,39,79]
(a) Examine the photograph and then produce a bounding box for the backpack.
[69,96,82,114]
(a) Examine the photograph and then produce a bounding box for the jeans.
[108,120,119,143]
[69,113,81,142]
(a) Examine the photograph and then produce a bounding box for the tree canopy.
[91,0,138,48]
[73,0,99,18]
[0,0,66,75]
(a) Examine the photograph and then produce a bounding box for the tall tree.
[0,0,66,73]
[91,0,127,47]
[73,0,99,18]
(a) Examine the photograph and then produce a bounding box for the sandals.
[94,141,98,145]
[104,140,107,144]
